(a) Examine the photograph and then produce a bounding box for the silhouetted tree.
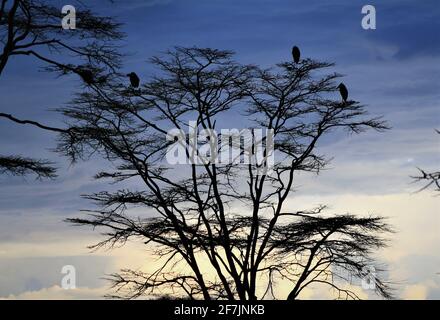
[0,0,122,177]
[60,47,393,300]
[412,130,440,193]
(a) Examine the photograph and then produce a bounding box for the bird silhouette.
[291,46,301,63]
[337,83,348,102]
[76,68,94,85]
[127,72,140,88]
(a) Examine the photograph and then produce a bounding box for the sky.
[0,0,439,299]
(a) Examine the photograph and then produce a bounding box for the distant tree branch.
[0,112,69,133]
[0,0,123,76]
[412,130,440,193]
[0,155,56,178]
[0,0,123,178]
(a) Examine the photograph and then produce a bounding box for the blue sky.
[0,0,439,299]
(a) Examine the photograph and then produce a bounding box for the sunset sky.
[0,0,439,299]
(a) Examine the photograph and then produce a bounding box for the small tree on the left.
[0,0,122,177]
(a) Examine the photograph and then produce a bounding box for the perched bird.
[127,72,140,88]
[76,68,94,85]
[337,82,348,102]
[291,46,301,63]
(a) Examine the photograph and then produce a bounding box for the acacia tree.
[0,0,122,177]
[58,47,393,300]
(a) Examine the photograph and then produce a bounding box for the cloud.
[121,0,173,10]
[0,255,112,296]
[363,2,440,60]
[402,284,428,300]
[0,285,107,300]
[1,0,439,300]
[401,280,440,300]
